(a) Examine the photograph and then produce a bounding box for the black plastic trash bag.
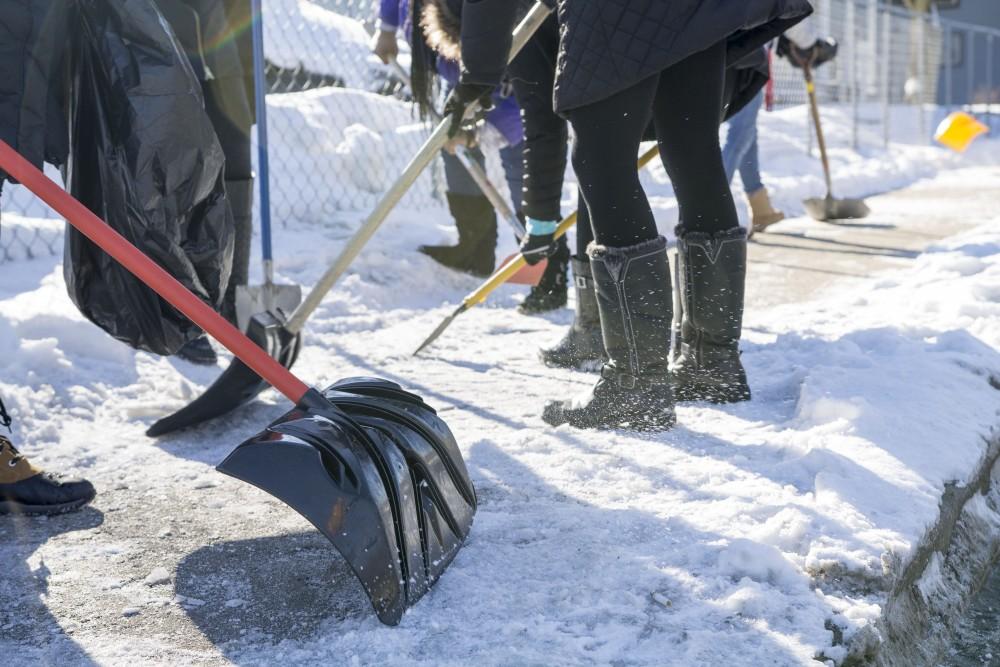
[64,0,234,355]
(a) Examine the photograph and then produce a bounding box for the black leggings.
[569,41,736,248]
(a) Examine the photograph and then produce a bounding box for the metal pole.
[945,27,953,109]
[848,0,859,150]
[967,29,975,107]
[250,0,275,289]
[989,34,996,118]
[881,5,891,147]
[917,15,927,141]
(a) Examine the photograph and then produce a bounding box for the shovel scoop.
[803,194,870,222]
[0,139,476,626]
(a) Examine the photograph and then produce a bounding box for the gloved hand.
[519,218,560,265]
[371,30,399,64]
[443,82,495,137]
[778,35,838,70]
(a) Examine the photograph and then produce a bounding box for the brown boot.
[747,188,785,234]
[0,435,96,516]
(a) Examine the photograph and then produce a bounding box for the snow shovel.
[0,138,476,627]
[234,0,302,332]
[145,1,553,436]
[802,63,870,221]
[413,144,662,356]
[935,111,989,153]
[388,60,546,287]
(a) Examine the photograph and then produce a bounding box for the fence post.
[917,15,928,142]
[989,34,996,117]
[848,0,859,149]
[881,6,891,147]
[945,26,953,109]
[967,29,975,107]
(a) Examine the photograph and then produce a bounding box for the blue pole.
[251,0,273,278]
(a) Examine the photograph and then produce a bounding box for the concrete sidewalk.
[748,166,999,309]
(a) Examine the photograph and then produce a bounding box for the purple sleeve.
[379,0,401,30]
[486,95,524,147]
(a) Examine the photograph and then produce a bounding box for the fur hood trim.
[420,0,462,62]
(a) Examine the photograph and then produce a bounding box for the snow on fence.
[1,0,997,264]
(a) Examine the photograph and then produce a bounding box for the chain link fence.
[2,0,997,264]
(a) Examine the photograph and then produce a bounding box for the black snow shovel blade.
[217,377,476,625]
[145,311,301,437]
[803,195,871,222]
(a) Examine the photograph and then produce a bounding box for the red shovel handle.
[0,140,310,405]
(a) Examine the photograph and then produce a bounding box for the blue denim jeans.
[721,90,764,195]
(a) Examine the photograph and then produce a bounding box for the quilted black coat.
[0,0,71,183]
[461,0,812,113]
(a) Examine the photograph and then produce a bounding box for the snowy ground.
[3,100,1000,664]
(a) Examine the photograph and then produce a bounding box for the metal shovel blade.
[146,311,301,437]
[235,283,303,333]
[803,195,870,222]
[217,379,476,626]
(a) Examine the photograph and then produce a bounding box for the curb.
[843,432,1000,665]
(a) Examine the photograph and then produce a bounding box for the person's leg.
[721,92,761,187]
[419,147,497,276]
[540,189,603,368]
[179,78,253,362]
[544,78,675,430]
[652,42,751,403]
[652,42,737,236]
[498,141,524,217]
[0,396,94,516]
[735,93,785,232]
[738,121,763,195]
[569,78,659,247]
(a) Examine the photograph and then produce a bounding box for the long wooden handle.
[0,140,311,404]
[804,65,834,197]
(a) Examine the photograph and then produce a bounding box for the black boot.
[222,178,255,326]
[543,237,676,431]
[539,255,605,368]
[419,192,497,277]
[176,335,218,365]
[519,235,569,314]
[671,227,751,403]
[0,435,96,515]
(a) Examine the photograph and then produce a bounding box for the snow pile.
[264,87,436,218]
[264,0,379,89]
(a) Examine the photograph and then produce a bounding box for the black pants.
[203,78,253,181]
[568,41,736,248]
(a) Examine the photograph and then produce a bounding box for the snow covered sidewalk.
[2,166,1000,666]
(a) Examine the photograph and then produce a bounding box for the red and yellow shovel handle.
[0,140,311,405]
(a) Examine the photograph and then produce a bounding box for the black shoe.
[519,236,569,314]
[419,193,497,277]
[0,436,96,516]
[671,227,751,403]
[540,255,605,369]
[176,335,218,365]
[543,237,676,431]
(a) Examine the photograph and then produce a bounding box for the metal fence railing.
[2,0,997,264]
